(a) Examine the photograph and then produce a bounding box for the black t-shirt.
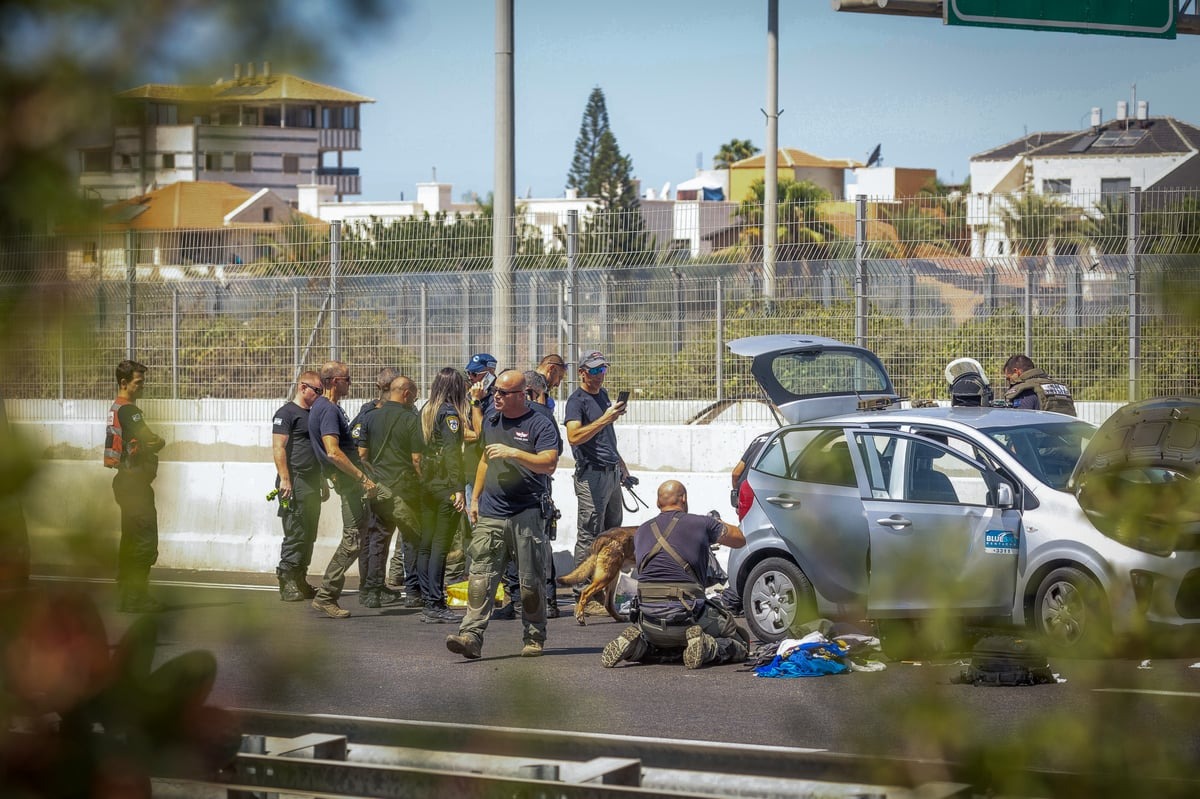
[359,401,424,490]
[110,400,159,478]
[308,395,359,476]
[272,401,320,483]
[565,387,619,468]
[424,401,466,492]
[478,408,560,517]
[634,510,723,614]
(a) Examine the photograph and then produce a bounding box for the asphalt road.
[42,576,1200,791]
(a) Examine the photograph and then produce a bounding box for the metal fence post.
[1024,262,1034,357]
[125,230,136,358]
[821,267,833,308]
[600,273,610,356]
[171,288,179,399]
[1128,187,1141,402]
[57,290,65,400]
[329,221,341,361]
[420,284,428,392]
[566,210,579,395]
[529,274,539,363]
[901,268,915,326]
[672,268,683,353]
[292,286,300,380]
[715,277,724,401]
[854,196,867,347]
[1066,262,1081,331]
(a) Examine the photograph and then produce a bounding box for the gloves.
[708,509,722,521]
[621,475,639,489]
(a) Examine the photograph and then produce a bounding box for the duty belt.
[637,581,706,602]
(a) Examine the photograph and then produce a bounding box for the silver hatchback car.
[728,335,1200,653]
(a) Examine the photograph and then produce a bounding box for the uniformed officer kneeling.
[601,480,750,669]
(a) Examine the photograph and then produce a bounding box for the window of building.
[262,207,273,223]
[1101,178,1131,197]
[322,105,359,130]
[120,153,132,169]
[1043,178,1071,195]
[81,148,112,173]
[204,152,223,171]
[234,153,252,172]
[285,105,316,128]
[162,153,175,169]
[148,103,178,125]
[241,108,259,126]
[263,106,281,127]
[282,155,299,174]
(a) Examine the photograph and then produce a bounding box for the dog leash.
[621,477,649,513]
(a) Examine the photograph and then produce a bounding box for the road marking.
[1095,688,1200,699]
[34,575,278,592]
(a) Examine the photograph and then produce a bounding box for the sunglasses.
[300,382,324,395]
[584,365,607,375]
[494,387,526,397]
[334,376,352,385]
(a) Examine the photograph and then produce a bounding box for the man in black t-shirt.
[270,370,326,601]
[601,480,750,670]
[446,370,561,660]
[105,359,167,613]
[564,350,629,609]
[308,360,380,619]
[357,375,424,608]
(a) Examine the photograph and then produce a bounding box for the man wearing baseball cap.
[564,349,630,611]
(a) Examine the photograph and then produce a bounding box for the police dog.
[557,526,636,625]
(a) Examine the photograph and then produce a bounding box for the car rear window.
[770,350,889,397]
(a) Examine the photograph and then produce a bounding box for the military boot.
[292,568,316,599]
[277,568,304,602]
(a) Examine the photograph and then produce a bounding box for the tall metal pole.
[763,0,779,309]
[329,221,341,361]
[492,0,515,367]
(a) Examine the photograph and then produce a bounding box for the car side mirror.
[994,482,1014,509]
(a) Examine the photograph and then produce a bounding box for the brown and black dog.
[556,526,636,625]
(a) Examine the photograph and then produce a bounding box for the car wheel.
[1033,566,1111,655]
[743,557,817,643]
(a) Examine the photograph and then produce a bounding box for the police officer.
[525,369,563,618]
[270,370,326,601]
[564,350,629,611]
[309,360,379,619]
[1002,354,1077,416]
[105,359,167,613]
[600,480,750,670]
[446,369,561,660]
[357,375,424,609]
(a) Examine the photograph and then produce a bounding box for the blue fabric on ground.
[754,642,852,678]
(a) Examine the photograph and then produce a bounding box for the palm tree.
[735,178,847,269]
[998,192,1094,257]
[713,138,760,169]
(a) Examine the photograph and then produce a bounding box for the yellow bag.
[445,580,506,608]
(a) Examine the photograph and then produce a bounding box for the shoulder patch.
[446,415,460,434]
[273,417,284,426]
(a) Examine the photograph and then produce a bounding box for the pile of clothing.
[750,620,886,678]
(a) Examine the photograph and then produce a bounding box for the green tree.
[998,192,1094,257]
[713,138,759,169]
[566,86,611,193]
[734,178,848,266]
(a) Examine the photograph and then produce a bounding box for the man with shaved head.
[356,374,424,609]
[601,480,750,669]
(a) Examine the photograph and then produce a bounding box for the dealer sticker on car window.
[985,530,1018,554]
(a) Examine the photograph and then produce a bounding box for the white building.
[967,102,1200,257]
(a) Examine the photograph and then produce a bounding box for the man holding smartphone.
[564,350,630,613]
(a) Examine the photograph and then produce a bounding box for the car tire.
[1032,566,1111,655]
[743,557,817,643]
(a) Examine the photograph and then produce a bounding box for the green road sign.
[945,0,1176,39]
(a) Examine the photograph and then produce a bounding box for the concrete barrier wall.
[12,399,1120,579]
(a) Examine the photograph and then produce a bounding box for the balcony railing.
[319,128,361,151]
[317,167,360,196]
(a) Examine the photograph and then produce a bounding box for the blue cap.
[465,353,498,374]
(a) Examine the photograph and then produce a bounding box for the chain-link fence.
[3,188,1198,421]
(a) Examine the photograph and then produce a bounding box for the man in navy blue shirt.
[564,350,629,610]
[270,369,326,601]
[308,360,379,619]
[446,369,561,660]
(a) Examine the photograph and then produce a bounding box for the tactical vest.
[104,397,131,468]
[1005,368,1076,416]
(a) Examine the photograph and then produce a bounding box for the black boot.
[292,567,316,599]
[277,568,304,602]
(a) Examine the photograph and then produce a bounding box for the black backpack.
[954,635,1055,686]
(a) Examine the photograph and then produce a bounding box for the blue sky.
[323,1,1198,202]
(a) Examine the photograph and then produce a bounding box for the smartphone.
[616,390,630,405]
[480,371,496,392]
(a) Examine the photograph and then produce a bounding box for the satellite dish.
[866,144,882,168]
[661,182,671,199]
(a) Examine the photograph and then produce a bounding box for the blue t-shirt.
[564,387,620,468]
[634,510,724,616]
[308,395,359,476]
[479,407,561,517]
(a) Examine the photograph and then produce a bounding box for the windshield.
[982,420,1096,491]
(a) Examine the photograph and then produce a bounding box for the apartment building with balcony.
[78,62,373,204]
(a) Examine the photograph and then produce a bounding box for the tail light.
[737,479,755,520]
